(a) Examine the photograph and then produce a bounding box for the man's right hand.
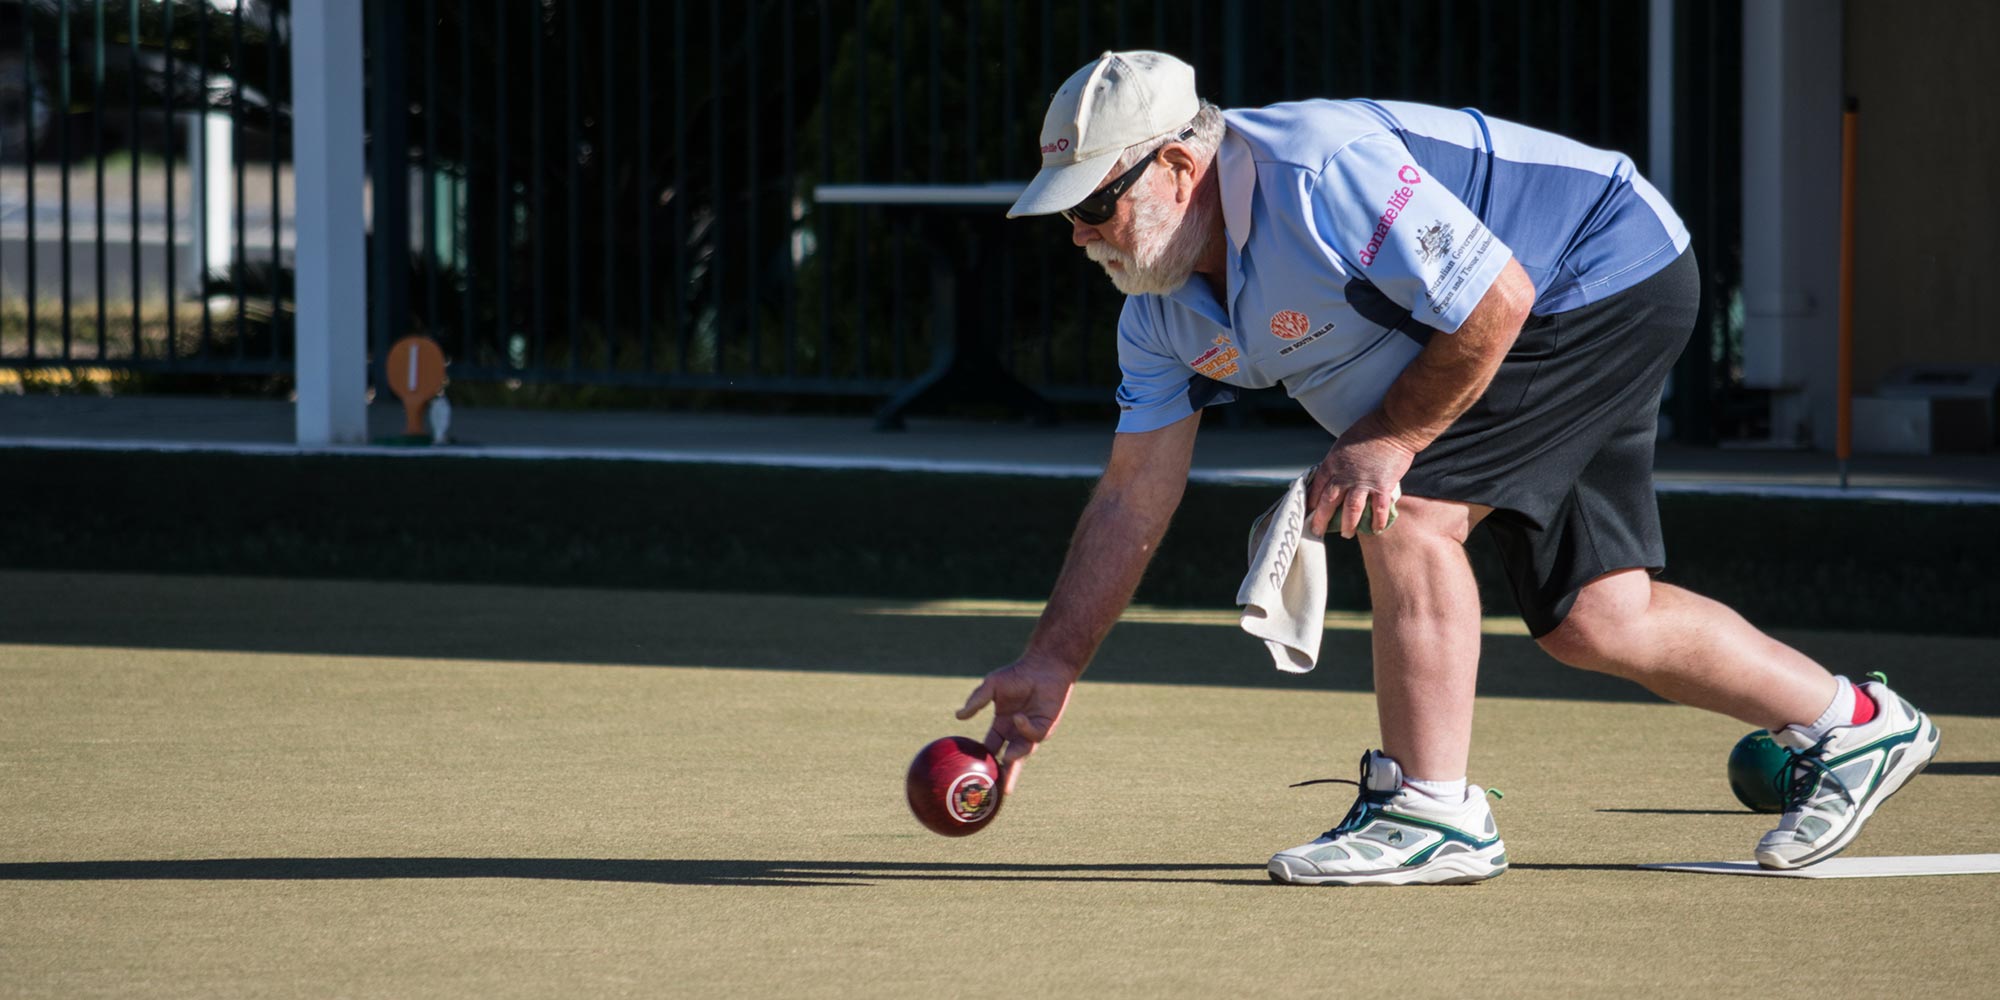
[956,657,1077,783]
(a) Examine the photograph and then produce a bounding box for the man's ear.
[1157,143,1201,202]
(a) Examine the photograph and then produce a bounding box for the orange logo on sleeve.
[1189,333,1241,379]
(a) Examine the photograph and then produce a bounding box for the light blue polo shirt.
[1114,99,1691,436]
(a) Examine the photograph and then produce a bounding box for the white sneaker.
[1755,677,1941,870]
[1268,750,1507,886]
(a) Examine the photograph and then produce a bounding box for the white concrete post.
[291,0,368,446]
[204,110,234,277]
[181,109,234,294]
[1741,0,1844,448]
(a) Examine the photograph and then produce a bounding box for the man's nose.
[1070,217,1099,247]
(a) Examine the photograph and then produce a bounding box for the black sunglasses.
[1062,127,1197,226]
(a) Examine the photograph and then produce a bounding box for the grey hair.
[1116,100,1226,171]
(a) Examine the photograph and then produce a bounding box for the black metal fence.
[1,0,290,381]
[1,0,1743,438]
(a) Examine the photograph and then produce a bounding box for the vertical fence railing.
[344,0,1733,437]
[2,0,293,380]
[22,0,40,360]
[227,0,243,360]
[60,1,71,360]
[194,0,210,357]
[2,0,1734,440]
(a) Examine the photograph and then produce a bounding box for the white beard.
[1085,188,1216,297]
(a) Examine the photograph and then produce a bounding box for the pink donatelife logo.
[1358,165,1422,267]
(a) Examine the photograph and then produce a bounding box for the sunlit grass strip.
[0,300,244,361]
[861,599,1534,636]
[0,367,119,393]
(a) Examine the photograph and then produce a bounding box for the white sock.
[1790,675,1855,743]
[1402,775,1468,804]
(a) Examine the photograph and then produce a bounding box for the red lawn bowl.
[905,736,1005,837]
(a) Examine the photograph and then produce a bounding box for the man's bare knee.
[1535,570,1653,670]
[1537,613,1612,669]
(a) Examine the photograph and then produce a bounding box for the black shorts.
[1399,249,1700,637]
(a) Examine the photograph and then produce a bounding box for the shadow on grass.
[0,857,1270,888]
[0,857,1724,885]
[11,570,1998,711]
[1596,808,1753,816]
[1507,863,1652,873]
[1924,761,2000,776]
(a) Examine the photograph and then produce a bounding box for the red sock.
[1851,688,1878,726]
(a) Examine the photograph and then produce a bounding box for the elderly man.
[954,50,1938,884]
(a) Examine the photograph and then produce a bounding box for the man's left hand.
[1308,411,1419,539]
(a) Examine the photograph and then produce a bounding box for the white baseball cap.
[1007,50,1201,219]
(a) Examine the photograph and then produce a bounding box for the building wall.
[1846,0,2000,390]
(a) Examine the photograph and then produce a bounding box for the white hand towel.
[1236,472,1327,673]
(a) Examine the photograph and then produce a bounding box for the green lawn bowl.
[1727,729,1792,813]
[1357,496,1398,536]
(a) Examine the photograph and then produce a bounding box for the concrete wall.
[1846,0,2000,391]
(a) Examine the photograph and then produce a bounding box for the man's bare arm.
[956,410,1201,764]
[1372,258,1538,453]
[1309,259,1537,537]
[1024,410,1203,676]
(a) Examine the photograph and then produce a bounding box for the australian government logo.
[1424,225,1499,317]
[1416,221,1454,265]
[1190,333,1241,379]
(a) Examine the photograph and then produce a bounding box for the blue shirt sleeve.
[1112,298,1230,433]
[1311,134,1514,333]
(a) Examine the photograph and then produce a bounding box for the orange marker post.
[385,336,447,437]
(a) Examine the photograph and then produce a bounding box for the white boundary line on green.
[6,436,2000,505]
[1641,854,2000,878]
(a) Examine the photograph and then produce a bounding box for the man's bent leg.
[1537,569,1834,730]
[1539,568,1940,869]
[1268,499,1504,887]
[1356,496,1492,781]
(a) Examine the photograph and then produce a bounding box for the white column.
[180,110,234,294]
[1740,0,1844,448]
[204,110,234,278]
[290,0,368,446]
